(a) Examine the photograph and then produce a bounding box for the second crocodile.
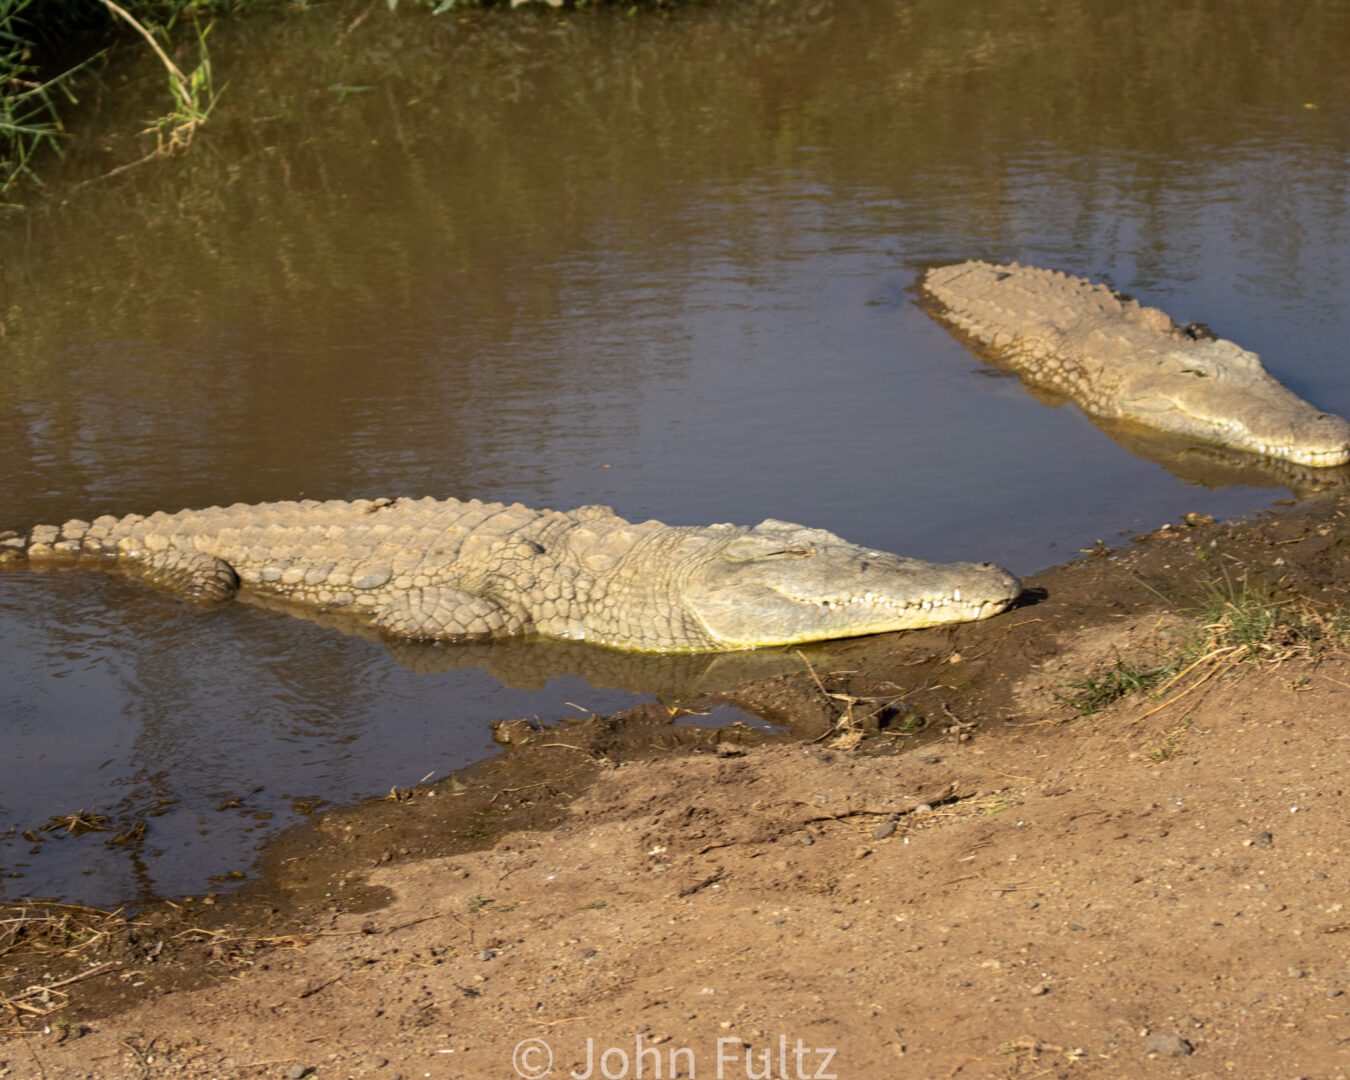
[922,260,1350,468]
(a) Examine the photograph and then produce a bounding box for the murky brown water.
[3,0,1350,905]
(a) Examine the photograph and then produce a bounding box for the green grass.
[1,0,225,194]
[1,0,71,193]
[1061,657,1182,717]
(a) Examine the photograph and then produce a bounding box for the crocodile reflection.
[1095,418,1350,495]
[243,590,815,699]
[1007,379,1350,495]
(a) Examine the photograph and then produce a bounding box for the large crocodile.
[921,261,1350,468]
[0,497,1020,653]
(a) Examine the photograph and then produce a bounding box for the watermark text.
[512,1033,838,1079]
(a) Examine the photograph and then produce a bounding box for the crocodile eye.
[723,536,814,562]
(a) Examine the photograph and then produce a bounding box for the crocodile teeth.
[812,592,998,612]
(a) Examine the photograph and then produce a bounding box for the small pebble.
[873,820,897,840]
[361,1056,389,1071]
[285,1067,310,1080]
[478,949,496,962]
[1255,831,1274,848]
[1288,967,1307,979]
[1029,983,1049,996]
[1145,1033,1194,1058]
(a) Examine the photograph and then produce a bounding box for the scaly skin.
[0,497,1020,653]
[922,261,1350,467]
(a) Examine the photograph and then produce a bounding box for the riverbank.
[3,493,1349,1078]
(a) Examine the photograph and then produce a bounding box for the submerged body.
[0,497,1020,653]
[922,261,1350,468]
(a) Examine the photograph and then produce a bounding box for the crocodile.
[921,261,1350,468]
[0,497,1020,653]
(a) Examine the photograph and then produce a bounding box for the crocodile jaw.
[684,538,1021,650]
[1185,420,1350,468]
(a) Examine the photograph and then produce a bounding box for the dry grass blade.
[40,810,112,835]
[5,961,123,1003]
[1132,647,1243,724]
[96,0,189,90]
[1,961,122,1024]
[1149,643,1243,699]
[795,650,917,747]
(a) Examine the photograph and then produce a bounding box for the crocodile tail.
[0,524,55,561]
[0,529,24,561]
[2,518,91,561]
[0,517,119,562]
[0,516,240,601]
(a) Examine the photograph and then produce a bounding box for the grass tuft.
[1064,568,1349,721]
[1196,572,1348,660]
[1061,658,1180,717]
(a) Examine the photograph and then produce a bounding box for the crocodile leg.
[371,587,531,641]
[134,551,241,602]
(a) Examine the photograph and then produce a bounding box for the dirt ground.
[3,494,1350,1079]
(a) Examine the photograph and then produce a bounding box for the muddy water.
[3,0,1349,905]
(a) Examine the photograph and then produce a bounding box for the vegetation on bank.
[1063,569,1350,720]
[0,0,668,196]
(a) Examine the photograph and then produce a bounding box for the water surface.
[3,0,1349,905]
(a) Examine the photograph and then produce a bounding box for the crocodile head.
[1118,341,1350,468]
[681,521,1021,650]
